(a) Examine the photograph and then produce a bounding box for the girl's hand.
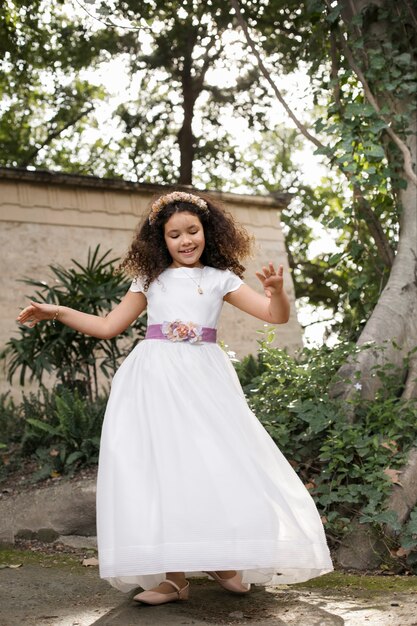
[225,261,289,323]
[17,301,59,328]
[255,262,284,298]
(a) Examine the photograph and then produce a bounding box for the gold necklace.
[179,266,205,294]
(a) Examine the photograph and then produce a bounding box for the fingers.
[264,262,283,275]
[255,263,284,301]
[257,263,284,280]
[16,301,43,325]
[16,308,29,323]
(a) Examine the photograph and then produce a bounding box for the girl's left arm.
[224,263,290,324]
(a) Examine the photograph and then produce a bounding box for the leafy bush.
[399,507,417,569]
[0,246,145,483]
[0,392,24,446]
[21,386,107,480]
[235,337,417,568]
[2,245,146,402]
[233,352,267,394]
[0,386,107,483]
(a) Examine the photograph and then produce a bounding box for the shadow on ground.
[1,549,417,626]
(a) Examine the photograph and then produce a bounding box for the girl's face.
[164,211,205,268]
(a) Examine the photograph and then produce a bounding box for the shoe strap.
[164,579,181,596]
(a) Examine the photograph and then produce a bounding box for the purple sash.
[145,322,217,344]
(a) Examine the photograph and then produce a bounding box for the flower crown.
[148,191,209,224]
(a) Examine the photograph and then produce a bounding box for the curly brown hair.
[119,192,254,289]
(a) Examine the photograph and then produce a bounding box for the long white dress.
[96,266,333,592]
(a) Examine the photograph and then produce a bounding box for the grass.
[2,547,417,593]
[0,547,93,570]
[295,570,417,592]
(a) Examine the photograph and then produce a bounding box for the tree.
[94,0,271,185]
[231,0,417,397]
[0,0,122,172]
[230,0,417,562]
[0,0,275,185]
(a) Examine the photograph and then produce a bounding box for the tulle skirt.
[96,340,333,591]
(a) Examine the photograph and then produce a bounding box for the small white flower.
[354,382,362,391]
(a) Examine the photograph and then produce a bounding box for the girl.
[17,191,333,606]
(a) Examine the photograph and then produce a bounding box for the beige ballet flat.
[133,579,190,605]
[205,571,251,594]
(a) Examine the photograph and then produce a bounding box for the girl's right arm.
[16,290,147,339]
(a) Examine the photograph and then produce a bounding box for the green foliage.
[235,337,417,568]
[226,124,350,321]
[400,507,417,568]
[3,0,417,338]
[233,353,267,394]
[2,246,146,402]
[0,1,118,171]
[0,386,107,482]
[105,0,271,184]
[241,0,417,339]
[0,386,106,481]
[21,386,106,479]
[0,392,24,446]
[0,0,271,184]
[243,339,357,465]
[306,0,416,337]
[0,245,145,483]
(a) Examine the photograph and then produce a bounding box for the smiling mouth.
[180,248,196,254]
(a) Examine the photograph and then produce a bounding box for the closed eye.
[168,230,199,238]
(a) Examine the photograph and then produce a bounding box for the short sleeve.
[221,270,244,297]
[129,277,145,293]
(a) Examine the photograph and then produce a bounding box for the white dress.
[96,266,333,592]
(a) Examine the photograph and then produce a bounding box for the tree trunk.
[231,0,417,569]
[332,150,417,404]
[178,37,197,185]
[332,0,417,404]
[334,0,417,568]
[178,83,196,185]
[233,0,417,403]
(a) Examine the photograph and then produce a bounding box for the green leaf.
[328,252,344,266]
[394,53,412,65]
[364,144,385,158]
[345,103,375,118]
[26,418,59,436]
[326,4,342,23]
[65,450,85,465]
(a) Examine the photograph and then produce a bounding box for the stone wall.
[0,168,303,396]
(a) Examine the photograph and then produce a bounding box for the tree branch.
[301,317,336,329]
[20,105,94,167]
[332,2,417,188]
[353,185,395,267]
[402,350,417,400]
[229,0,325,151]
[72,0,150,32]
[402,0,417,30]
[329,29,343,111]
[194,35,220,94]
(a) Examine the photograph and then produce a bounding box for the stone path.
[1,558,417,626]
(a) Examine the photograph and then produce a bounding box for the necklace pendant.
[198,287,204,295]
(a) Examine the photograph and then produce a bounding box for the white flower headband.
[148,191,209,224]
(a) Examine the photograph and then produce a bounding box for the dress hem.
[100,567,334,592]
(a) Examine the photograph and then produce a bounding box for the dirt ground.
[1,544,417,626]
